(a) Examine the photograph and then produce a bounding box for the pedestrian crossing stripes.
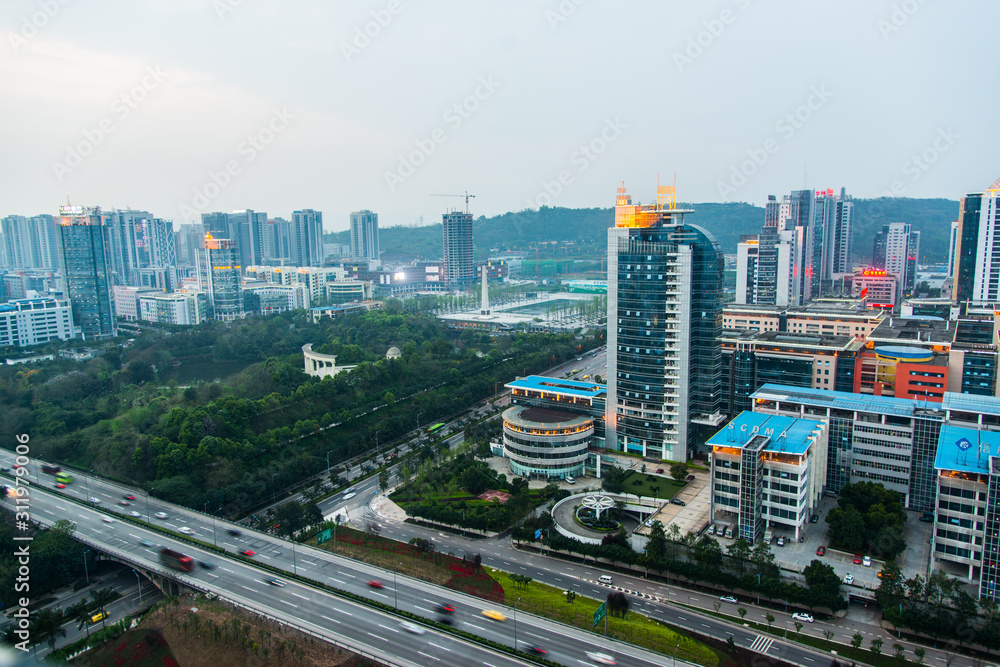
[750,635,774,653]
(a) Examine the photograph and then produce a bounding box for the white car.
[844,574,855,585]
[586,652,617,665]
[178,526,194,534]
[101,516,114,524]
[89,497,101,504]
[154,512,168,519]
[720,595,738,604]
[792,613,814,623]
[863,556,872,567]
[129,511,141,518]
[399,621,426,635]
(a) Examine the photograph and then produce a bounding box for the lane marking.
[418,652,440,661]
[240,586,256,592]
[293,593,309,601]
[367,632,387,641]
[279,600,296,607]
[427,642,451,652]
[220,567,234,574]
[334,608,353,616]
[321,614,341,625]
[378,624,399,633]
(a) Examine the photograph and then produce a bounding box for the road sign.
[317,529,331,545]
[593,602,606,628]
[535,529,543,540]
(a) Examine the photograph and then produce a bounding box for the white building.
[350,210,380,261]
[113,285,160,321]
[0,297,75,347]
[138,292,206,325]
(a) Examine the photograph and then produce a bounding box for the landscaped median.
[486,567,721,667]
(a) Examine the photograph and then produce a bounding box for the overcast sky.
[1,1,997,233]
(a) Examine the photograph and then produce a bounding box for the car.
[586,652,617,665]
[436,615,454,626]
[671,498,686,506]
[708,525,716,536]
[687,474,696,481]
[90,497,101,504]
[101,516,114,524]
[524,645,548,655]
[267,578,285,587]
[863,556,872,567]
[227,528,242,537]
[919,512,935,522]
[154,512,168,519]
[720,595,738,604]
[810,514,819,523]
[200,561,216,570]
[179,527,194,535]
[242,549,256,557]
[129,510,141,518]
[792,613,814,623]
[367,580,383,589]
[400,621,426,635]
[435,603,455,614]
[656,468,664,474]
[118,500,130,506]
[342,492,357,500]
[481,609,507,622]
[816,546,826,556]
[844,574,855,585]
[878,569,892,579]
[853,554,863,564]
[776,536,786,547]
[55,483,66,489]
[123,494,136,501]
[90,611,108,624]
[139,539,154,548]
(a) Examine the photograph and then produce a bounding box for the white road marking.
[415,606,432,614]
[367,632,387,641]
[220,567,234,573]
[378,624,399,633]
[279,599,296,607]
[330,578,345,584]
[55,505,66,511]
[334,608,352,616]
[321,614,341,625]
[428,642,450,652]
[240,585,256,592]
[465,623,487,632]
[300,559,317,566]
[418,652,440,661]
[293,593,309,601]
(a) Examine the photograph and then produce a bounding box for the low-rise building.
[138,291,207,325]
[502,405,593,480]
[0,297,75,347]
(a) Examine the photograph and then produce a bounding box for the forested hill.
[326,198,959,265]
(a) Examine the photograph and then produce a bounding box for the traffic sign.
[593,602,606,627]
[317,529,331,545]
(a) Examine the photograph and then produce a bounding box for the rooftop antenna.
[431,191,476,214]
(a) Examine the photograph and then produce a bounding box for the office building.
[263,217,292,263]
[708,411,828,542]
[202,210,266,271]
[948,220,960,279]
[607,183,725,461]
[850,269,898,309]
[442,211,475,288]
[198,234,242,321]
[57,205,116,340]
[138,292,207,326]
[103,209,177,290]
[735,225,803,307]
[291,209,324,267]
[873,223,920,301]
[112,286,159,321]
[0,297,75,347]
[243,265,367,307]
[955,179,1000,304]
[243,283,308,315]
[350,210,380,262]
[1,215,60,271]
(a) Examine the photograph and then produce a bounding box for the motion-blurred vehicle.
[400,621,426,635]
[154,512,168,519]
[586,652,616,665]
[367,580,383,588]
[481,609,507,622]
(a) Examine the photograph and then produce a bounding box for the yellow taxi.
[90,611,108,624]
[481,609,507,622]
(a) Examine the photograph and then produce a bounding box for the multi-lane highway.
[1,456,683,667]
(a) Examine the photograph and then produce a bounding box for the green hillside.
[326,197,959,266]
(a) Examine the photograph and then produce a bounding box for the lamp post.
[757,573,761,606]
[132,569,142,605]
[211,508,222,548]
[375,429,382,461]
[326,450,333,476]
[84,475,91,505]
[83,549,91,586]
[393,562,403,609]
[513,597,522,650]
[271,473,277,504]
[672,643,680,667]
[145,487,155,523]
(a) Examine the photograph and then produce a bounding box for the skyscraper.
[198,234,243,321]
[1,215,60,270]
[57,205,116,340]
[955,178,1000,304]
[873,222,920,301]
[947,220,960,279]
[350,210,380,261]
[735,216,804,307]
[292,209,324,267]
[607,183,725,461]
[774,188,852,301]
[442,211,474,288]
[103,209,177,290]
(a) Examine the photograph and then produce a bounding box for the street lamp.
[393,562,403,609]
[672,643,680,667]
[375,429,382,460]
[271,473,277,504]
[326,450,333,475]
[145,487,155,523]
[132,569,142,605]
[513,597,522,650]
[83,549,91,586]
[757,573,761,606]
[211,508,222,548]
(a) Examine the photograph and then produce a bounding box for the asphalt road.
[0,466,682,667]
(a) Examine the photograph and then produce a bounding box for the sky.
[1,0,997,233]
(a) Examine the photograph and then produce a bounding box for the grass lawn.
[488,567,719,667]
[621,471,687,500]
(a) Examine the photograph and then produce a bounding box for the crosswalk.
[750,635,775,653]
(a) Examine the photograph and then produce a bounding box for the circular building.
[386,346,402,360]
[502,405,592,480]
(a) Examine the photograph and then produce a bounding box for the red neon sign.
[862,269,887,277]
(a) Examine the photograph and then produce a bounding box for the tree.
[727,538,753,575]
[803,559,842,602]
[823,630,835,642]
[892,642,905,659]
[90,587,117,630]
[566,590,576,604]
[645,520,667,565]
[379,470,390,493]
[765,613,775,630]
[738,607,747,621]
[601,466,627,493]
[851,632,864,649]
[914,647,926,664]
[67,599,92,639]
[606,591,630,618]
[31,607,66,652]
[869,637,883,656]
[670,462,690,482]
[794,621,803,635]
[714,601,722,613]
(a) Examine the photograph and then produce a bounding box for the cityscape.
[1,3,999,667]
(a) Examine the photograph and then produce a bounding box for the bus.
[159,547,195,573]
[55,473,73,484]
[427,423,445,434]
[41,464,61,475]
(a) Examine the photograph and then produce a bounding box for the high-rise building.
[607,183,725,461]
[229,209,266,270]
[350,210,380,261]
[771,188,852,301]
[735,224,803,307]
[442,211,474,288]
[57,205,116,340]
[292,209,324,267]
[1,215,60,271]
[873,223,920,301]
[0,297,75,347]
[948,220,960,279]
[198,234,243,321]
[955,179,1000,304]
[103,209,177,290]
[263,217,291,263]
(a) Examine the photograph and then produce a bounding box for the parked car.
[708,525,716,536]
[656,468,664,474]
[671,498,686,506]
[792,613,814,623]
[809,514,819,523]
[844,574,855,585]
[720,595,738,604]
[863,555,872,567]
[776,536,785,546]
[919,512,935,522]
[816,546,826,556]
[687,474,696,481]
[853,554,863,564]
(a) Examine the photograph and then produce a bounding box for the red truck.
[158,547,195,573]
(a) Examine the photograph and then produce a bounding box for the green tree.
[566,590,576,604]
[601,465,627,493]
[823,630,835,642]
[645,520,667,565]
[738,607,747,621]
[90,587,117,630]
[851,632,864,649]
[67,599,92,639]
[914,647,925,663]
[379,469,390,493]
[765,613,775,631]
[31,607,66,652]
[892,642,905,659]
[794,621,803,635]
[669,462,690,482]
[727,538,753,575]
[869,637,883,656]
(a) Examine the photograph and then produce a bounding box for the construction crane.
[431,191,475,214]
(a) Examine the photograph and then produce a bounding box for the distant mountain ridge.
[327,198,959,265]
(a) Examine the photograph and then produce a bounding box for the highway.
[1,460,681,667]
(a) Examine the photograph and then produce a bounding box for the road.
[1,469,684,667]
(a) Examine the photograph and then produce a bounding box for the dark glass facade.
[956,194,982,303]
[58,212,115,340]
